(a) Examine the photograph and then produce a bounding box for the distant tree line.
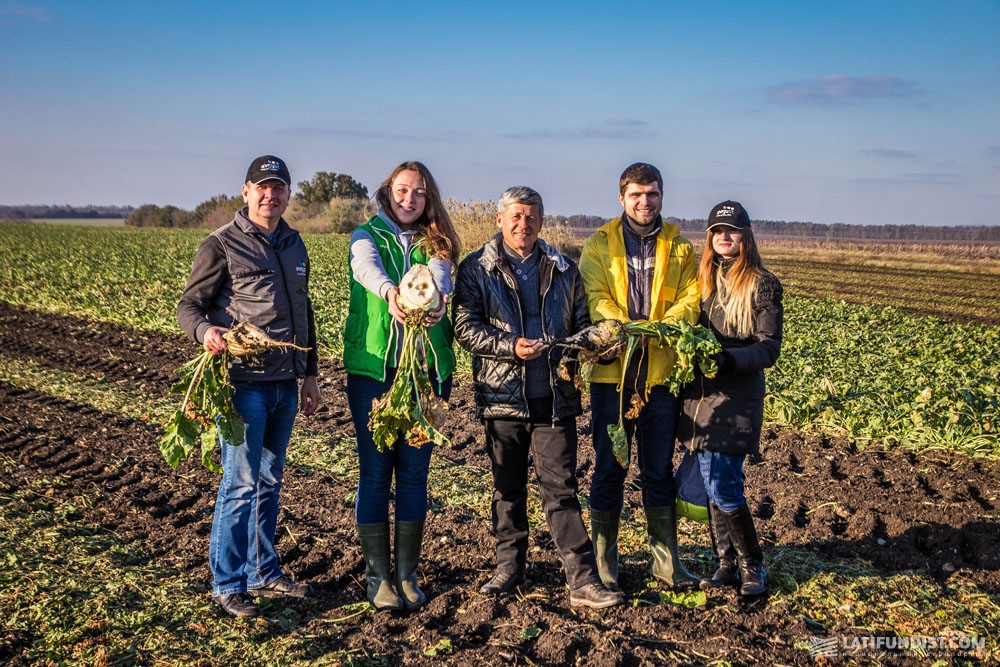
[296,172,368,204]
[565,214,1000,242]
[547,214,608,229]
[668,218,1000,242]
[126,194,245,229]
[9,185,999,242]
[0,204,134,219]
[123,171,370,232]
[292,171,370,234]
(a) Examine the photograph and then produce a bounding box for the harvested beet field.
[1,300,996,665]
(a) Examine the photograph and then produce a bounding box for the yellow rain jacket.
[578,217,701,394]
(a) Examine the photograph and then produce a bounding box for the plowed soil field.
[1,301,996,665]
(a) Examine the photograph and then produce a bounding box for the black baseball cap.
[245,155,290,185]
[707,200,750,230]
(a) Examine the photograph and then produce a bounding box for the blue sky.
[1,0,998,226]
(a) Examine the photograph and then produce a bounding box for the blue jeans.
[210,380,298,597]
[696,450,747,512]
[589,382,679,513]
[347,372,452,524]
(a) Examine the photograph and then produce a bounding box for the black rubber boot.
[701,502,738,590]
[646,506,701,591]
[590,509,621,592]
[395,521,427,611]
[357,523,403,611]
[727,504,767,596]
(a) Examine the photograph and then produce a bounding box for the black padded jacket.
[676,267,783,455]
[453,235,590,421]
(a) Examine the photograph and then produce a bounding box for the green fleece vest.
[343,216,456,384]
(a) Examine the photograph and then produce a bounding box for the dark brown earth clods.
[1,301,996,665]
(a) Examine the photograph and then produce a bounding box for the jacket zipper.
[373,224,405,384]
[539,257,557,427]
[498,261,529,421]
[267,232,301,376]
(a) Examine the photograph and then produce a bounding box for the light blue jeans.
[695,450,747,512]
[210,380,298,597]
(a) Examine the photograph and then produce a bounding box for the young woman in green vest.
[344,161,461,612]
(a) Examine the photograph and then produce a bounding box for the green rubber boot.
[646,506,701,591]
[395,521,427,611]
[590,509,621,591]
[357,523,403,611]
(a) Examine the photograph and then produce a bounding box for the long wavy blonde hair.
[698,225,765,338]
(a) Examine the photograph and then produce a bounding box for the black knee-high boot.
[701,502,738,590]
[725,504,766,596]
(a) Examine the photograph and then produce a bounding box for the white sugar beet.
[397,264,441,312]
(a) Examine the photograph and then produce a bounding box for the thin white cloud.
[505,118,652,141]
[850,172,958,186]
[276,125,469,143]
[0,0,51,25]
[987,145,1000,157]
[862,148,918,160]
[606,118,648,127]
[768,74,921,104]
[277,126,416,141]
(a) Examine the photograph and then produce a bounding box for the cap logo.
[716,206,736,218]
[260,160,282,173]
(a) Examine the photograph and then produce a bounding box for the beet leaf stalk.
[159,350,242,473]
[552,318,721,467]
[368,264,450,451]
[159,322,309,472]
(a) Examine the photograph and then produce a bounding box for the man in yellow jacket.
[578,162,701,592]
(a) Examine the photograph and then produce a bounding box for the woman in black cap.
[676,200,783,597]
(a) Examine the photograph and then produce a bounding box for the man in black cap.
[178,155,321,617]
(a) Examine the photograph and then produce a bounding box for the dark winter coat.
[677,266,783,455]
[452,234,590,421]
[177,209,319,383]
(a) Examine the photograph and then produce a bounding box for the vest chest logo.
[296,262,307,277]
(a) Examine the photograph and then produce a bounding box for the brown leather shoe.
[569,582,624,609]
[252,576,315,599]
[214,593,259,617]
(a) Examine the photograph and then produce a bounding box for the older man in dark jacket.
[453,186,622,609]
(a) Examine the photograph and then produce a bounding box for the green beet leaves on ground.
[158,350,243,473]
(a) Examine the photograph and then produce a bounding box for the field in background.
[686,234,1000,325]
[2,222,996,457]
[12,217,126,227]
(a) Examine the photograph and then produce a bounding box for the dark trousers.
[589,382,679,512]
[484,406,601,590]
